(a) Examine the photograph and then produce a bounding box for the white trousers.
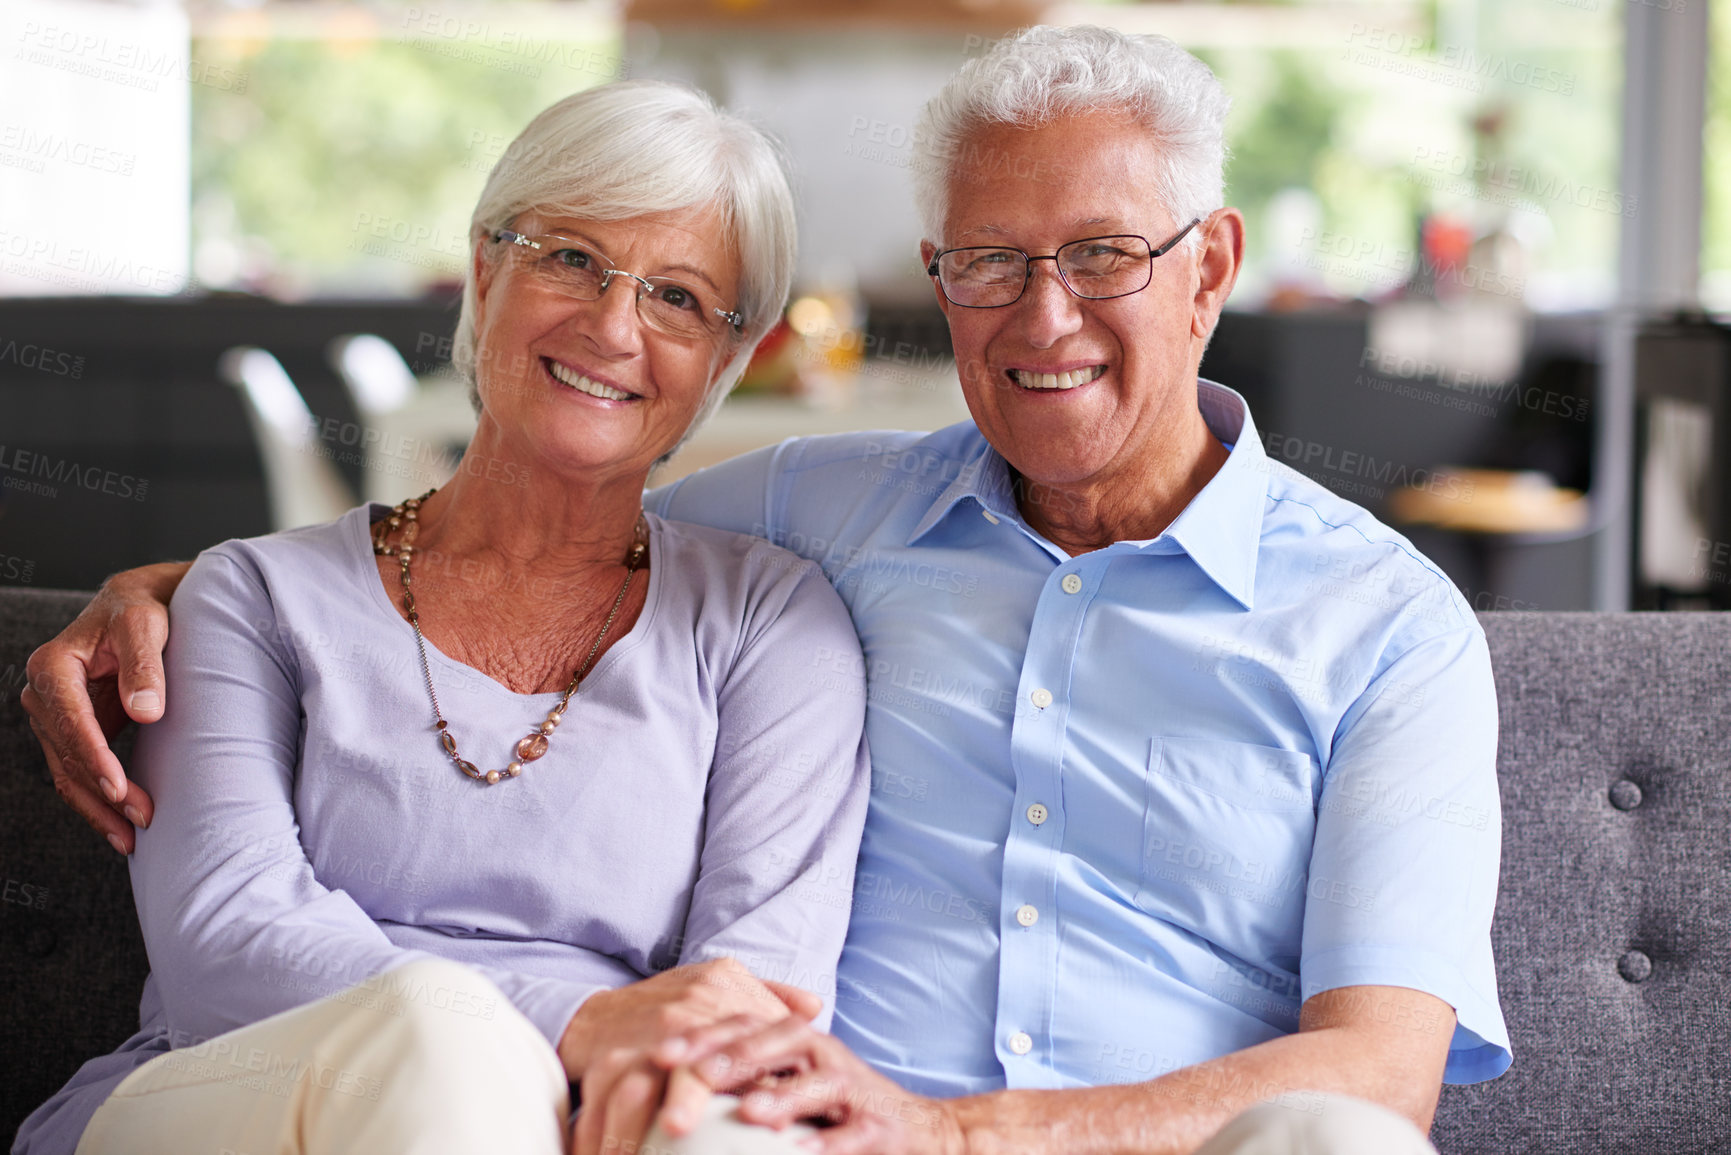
[1193,1096,1440,1155]
[77,958,569,1155]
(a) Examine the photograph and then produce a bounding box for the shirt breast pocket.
[1134,736,1319,966]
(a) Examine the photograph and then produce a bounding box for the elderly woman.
[16,81,869,1155]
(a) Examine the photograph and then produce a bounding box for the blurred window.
[3,0,1630,312]
[187,4,624,298]
[1122,0,1623,312]
[1703,0,1731,312]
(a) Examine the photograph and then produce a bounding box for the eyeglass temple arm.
[1152,218,1204,257]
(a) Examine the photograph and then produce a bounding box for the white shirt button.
[1029,688,1053,709]
[982,509,1000,524]
[1015,904,1039,927]
[1008,1031,1033,1055]
[1026,802,1048,825]
[1060,573,1083,594]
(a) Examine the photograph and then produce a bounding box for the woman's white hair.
[911,25,1229,248]
[453,80,797,432]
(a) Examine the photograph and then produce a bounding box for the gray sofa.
[3,587,1728,1152]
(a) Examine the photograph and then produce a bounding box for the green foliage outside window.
[190,31,620,296]
[187,1,1620,310]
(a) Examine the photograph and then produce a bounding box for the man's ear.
[920,240,952,320]
[1191,208,1245,340]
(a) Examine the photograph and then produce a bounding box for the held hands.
[650,1015,966,1155]
[21,561,188,853]
[564,957,824,1155]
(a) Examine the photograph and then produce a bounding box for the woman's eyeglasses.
[492,230,745,342]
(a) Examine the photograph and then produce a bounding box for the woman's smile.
[542,356,642,403]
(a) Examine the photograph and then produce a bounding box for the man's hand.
[652,1015,965,1155]
[656,984,1451,1155]
[21,561,189,853]
[565,958,823,1155]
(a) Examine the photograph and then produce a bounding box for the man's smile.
[1006,365,1107,391]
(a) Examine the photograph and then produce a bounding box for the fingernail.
[124,805,144,827]
[100,777,123,804]
[129,690,161,714]
[107,833,128,856]
[659,1038,688,1061]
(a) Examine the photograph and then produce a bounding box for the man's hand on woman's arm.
[21,560,190,853]
[563,958,823,1155]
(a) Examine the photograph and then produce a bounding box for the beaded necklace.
[372,489,647,785]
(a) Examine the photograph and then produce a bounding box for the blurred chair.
[327,333,469,506]
[329,332,417,417]
[1630,317,1731,607]
[218,346,358,532]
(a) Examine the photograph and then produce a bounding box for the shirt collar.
[905,433,1020,546]
[906,378,1269,610]
[1163,379,1267,610]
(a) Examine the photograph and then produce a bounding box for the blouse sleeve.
[673,547,871,1031]
[129,547,610,1049]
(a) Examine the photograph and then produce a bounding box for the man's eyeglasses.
[492,230,745,342]
[926,219,1202,309]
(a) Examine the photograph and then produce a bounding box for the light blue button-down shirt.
[648,379,1510,1098]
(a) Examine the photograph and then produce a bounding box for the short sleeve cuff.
[1301,944,1512,1084]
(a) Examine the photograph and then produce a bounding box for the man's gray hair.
[911,25,1230,248]
[453,80,797,430]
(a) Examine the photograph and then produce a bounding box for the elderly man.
[25,25,1506,1155]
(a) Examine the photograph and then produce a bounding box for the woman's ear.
[707,325,752,390]
[472,233,497,327]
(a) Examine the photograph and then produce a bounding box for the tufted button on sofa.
[1426,613,1731,1154]
[3,591,1728,1151]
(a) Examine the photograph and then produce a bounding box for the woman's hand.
[650,1013,966,1155]
[22,561,189,853]
[564,957,823,1155]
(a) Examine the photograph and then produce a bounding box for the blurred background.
[1,0,1727,611]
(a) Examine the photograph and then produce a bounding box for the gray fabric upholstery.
[1431,613,1731,1154]
[2,592,1727,1150]
[1,589,146,1144]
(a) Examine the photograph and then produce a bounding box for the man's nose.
[1015,259,1084,347]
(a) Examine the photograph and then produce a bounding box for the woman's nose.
[581,276,647,354]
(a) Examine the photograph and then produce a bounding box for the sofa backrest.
[1431,612,1731,1154]
[1,589,146,1145]
[3,592,1728,1151]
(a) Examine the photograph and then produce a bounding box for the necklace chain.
[372,489,647,785]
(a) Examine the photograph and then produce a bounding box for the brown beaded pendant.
[373,489,647,785]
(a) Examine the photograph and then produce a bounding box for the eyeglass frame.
[925,218,1204,309]
[491,229,747,335]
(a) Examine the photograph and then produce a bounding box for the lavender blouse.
[15,505,870,1155]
